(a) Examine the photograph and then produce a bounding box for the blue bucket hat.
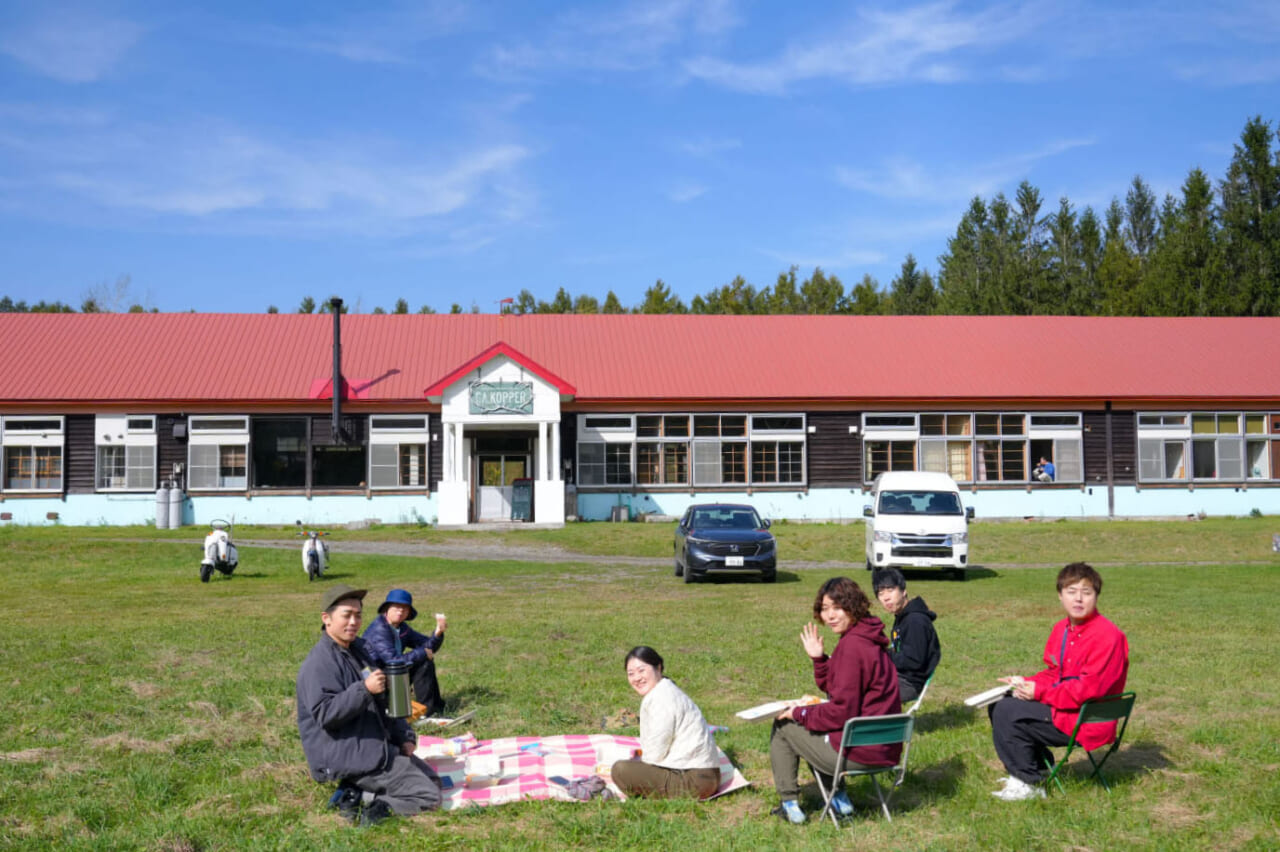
[378,588,418,621]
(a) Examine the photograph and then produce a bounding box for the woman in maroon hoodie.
[769,576,902,824]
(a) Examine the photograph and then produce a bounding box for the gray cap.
[320,584,367,611]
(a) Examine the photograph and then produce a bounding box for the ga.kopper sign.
[469,381,533,415]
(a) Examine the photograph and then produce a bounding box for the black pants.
[988,696,1070,784]
[411,655,444,715]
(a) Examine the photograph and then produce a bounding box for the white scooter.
[298,526,330,582]
[200,519,239,583]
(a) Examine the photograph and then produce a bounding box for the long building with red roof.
[2,312,1278,529]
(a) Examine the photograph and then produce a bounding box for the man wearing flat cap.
[363,588,448,718]
[296,584,442,825]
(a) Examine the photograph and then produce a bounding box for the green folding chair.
[814,712,915,826]
[906,672,934,717]
[1042,691,1136,794]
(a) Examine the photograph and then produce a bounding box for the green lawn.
[1,521,1277,850]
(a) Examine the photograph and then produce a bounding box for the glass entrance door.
[476,454,528,520]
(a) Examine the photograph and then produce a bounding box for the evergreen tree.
[801,267,843,314]
[888,255,937,314]
[1071,206,1104,315]
[1219,116,1280,315]
[767,267,803,313]
[266,305,279,314]
[844,273,886,315]
[636,280,687,314]
[513,289,538,315]
[1099,199,1141,314]
[393,298,409,314]
[298,296,316,314]
[601,291,625,313]
[695,276,759,314]
[938,197,988,313]
[573,294,600,314]
[1145,168,1222,315]
[417,304,436,314]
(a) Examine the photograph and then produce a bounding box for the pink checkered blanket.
[414,733,750,810]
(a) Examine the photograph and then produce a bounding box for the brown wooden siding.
[157,414,185,487]
[64,414,95,494]
[806,411,863,487]
[1083,409,1136,485]
[560,419,576,482]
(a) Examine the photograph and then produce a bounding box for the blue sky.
[1,1,1277,313]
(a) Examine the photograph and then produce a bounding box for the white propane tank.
[168,485,184,528]
[155,481,170,530]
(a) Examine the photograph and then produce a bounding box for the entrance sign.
[470,381,533,415]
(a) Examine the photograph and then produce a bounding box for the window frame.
[1,415,65,493]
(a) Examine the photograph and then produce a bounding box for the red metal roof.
[2,313,1279,407]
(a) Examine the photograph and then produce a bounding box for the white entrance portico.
[425,343,575,526]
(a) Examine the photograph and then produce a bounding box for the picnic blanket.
[414,733,750,810]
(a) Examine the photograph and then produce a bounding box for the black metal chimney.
[329,297,344,444]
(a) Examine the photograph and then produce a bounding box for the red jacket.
[1030,611,1129,750]
[792,616,902,766]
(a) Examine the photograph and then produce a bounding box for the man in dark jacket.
[296,585,442,825]
[362,589,447,717]
[872,569,941,702]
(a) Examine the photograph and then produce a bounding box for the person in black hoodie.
[872,569,940,702]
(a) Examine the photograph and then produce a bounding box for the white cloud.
[836,138,1096,203]
[684,1,1053,94]
[0,111,535,243]
[0,9,143,83]
[251,0,472,65]
[666,182,708,203]
[478,0,741,79]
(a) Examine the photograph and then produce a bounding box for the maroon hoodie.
[791,615,903,766]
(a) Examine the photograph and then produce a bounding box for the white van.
[864,471,974,577]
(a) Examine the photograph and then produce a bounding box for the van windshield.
[879,491,962,515]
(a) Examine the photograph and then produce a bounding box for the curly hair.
[812,576,871,623]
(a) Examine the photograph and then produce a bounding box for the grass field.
[1,520,1278,851]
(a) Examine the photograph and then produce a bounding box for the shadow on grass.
[801,755,968,818]
[1051,741,1171,790]
[693,571,802,584]
[444,685,503,715]
[914,702,979,734]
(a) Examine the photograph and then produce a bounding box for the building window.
[1,416,64,492]
[1138,411,1273,482]
[188,416,249,490]
[369,416,430,489]
[576,412,807,488]
[863,411,1083,484]
[95,415,156,491]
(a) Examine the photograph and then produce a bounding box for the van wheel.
[673,558,682,578]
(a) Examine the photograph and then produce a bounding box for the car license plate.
[726,555,744,567]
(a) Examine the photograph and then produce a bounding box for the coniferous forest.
[4,117,1278,318]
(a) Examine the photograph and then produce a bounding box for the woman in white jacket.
[610,646,722,799]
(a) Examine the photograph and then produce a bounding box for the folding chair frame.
[812,712,915,827]
[906,672,934,716]
[1042,691,1136,794]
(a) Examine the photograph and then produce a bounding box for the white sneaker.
[993,776,1046,801]
[990,775,1015,795]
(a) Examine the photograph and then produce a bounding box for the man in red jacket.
[988,562,1129,801]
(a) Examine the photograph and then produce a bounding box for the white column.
[552,422,561,481]
[538,421,548,480]
[455,425,466,483]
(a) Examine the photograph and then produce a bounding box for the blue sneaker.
[771,799,806,824]
[830,789,854,816]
